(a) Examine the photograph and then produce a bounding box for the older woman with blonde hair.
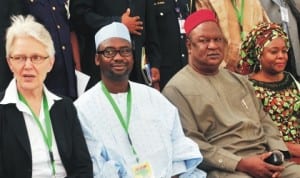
[0,15,92,178]
[238,22,300,163]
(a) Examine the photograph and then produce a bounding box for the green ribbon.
[18,92,56,175]
[101,82,139,162]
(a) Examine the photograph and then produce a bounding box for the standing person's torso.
[27,0,77,99]
[154,0,189,67]
[154,0,190,88]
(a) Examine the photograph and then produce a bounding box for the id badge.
[132,161,155,178]
[178,18,186,34]
[280,6,289,23]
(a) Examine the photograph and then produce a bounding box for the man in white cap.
[74,22,206,178]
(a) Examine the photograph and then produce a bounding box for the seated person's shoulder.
[53,95,75,109]
[222,68,250,82]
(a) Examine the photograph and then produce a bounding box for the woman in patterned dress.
[238,22,300,163]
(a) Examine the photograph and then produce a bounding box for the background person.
[70,0,161,89]
[154,0,191,90]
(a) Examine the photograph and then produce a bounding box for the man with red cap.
[163,9,300,178]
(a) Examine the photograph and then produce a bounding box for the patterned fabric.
[238,22,289,74]
[250,72,300,143]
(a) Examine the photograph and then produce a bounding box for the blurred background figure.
[239,22,300,163]
[0,15,92,178]
[0,0,79,100]
[154,0,191,90]
[70,0,161,90]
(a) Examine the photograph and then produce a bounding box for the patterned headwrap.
[238,22,289,74]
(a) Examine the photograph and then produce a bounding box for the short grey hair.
[5,15,55,58]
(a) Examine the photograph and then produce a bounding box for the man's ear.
[95,54,100,66]
[186,38,192,54]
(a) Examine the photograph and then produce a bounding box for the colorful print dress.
[250,72,300,143]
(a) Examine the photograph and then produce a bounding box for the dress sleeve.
[246,81,289,152]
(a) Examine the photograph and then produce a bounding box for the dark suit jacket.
[154,0,190,89]
[70,0,161,86]
[0,93,93,178]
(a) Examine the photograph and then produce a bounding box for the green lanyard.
[101,82,139,162]
[232,0,245,40]
[18,92,56,176]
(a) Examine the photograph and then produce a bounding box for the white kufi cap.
[95,22,131,49]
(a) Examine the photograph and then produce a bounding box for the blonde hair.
[5,15,55,58]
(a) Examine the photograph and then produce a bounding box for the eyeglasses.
[10,55,49,64]
[97,47,132,58]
